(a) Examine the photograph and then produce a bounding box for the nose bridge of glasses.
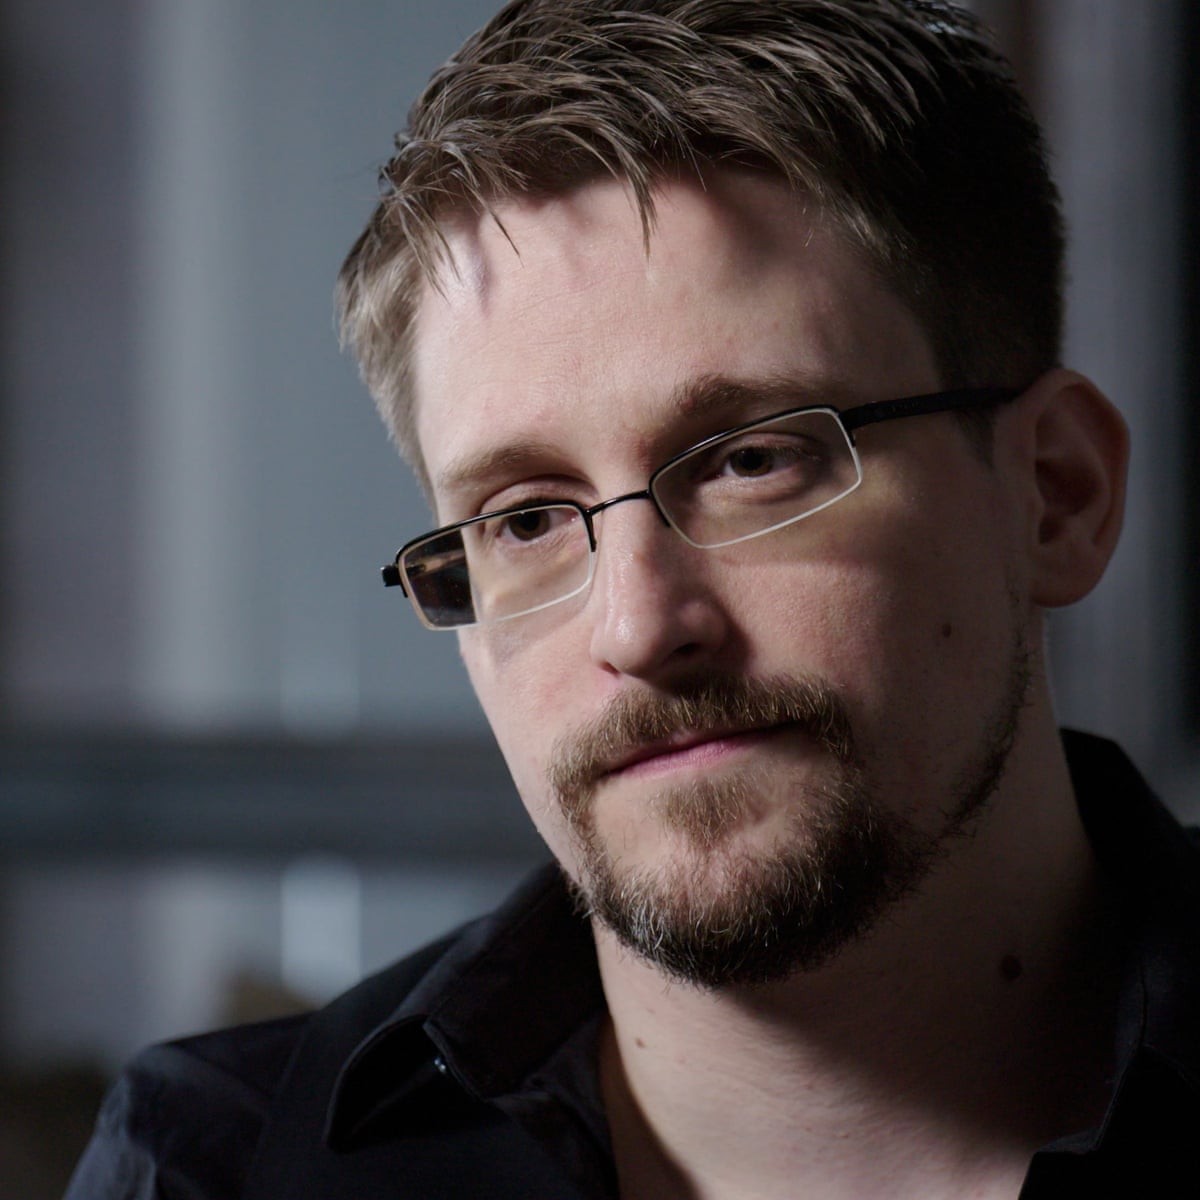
[585,488,671,533]
[582,485,704,635]
[582,488,683,588]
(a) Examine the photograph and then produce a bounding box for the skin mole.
[1000,954,1024,982]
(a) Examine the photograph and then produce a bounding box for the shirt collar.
[1053,730,1200,1150]
[325,862,603,1149]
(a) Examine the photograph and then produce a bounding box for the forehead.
[410,172,937,505]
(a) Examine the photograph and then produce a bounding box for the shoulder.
[64,1014,309,1200]
[66,931,465,1200]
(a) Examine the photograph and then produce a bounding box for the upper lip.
[601,724,784,778]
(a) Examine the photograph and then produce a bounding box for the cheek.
[739,513,1019,758]
[458,627,582,851]
[459,627,549,771]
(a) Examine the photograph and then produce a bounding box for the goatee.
[547,663,1028,989]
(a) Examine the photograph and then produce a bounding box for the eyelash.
[476,485,584,519]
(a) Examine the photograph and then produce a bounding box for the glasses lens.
[401,503,592,629]
[401,527,475,628]
[652,408,861,547]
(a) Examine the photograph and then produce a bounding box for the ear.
[1011,369,1129,608]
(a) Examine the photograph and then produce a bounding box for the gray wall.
[3,0,500,735]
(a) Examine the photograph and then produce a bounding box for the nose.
[586,495,730,680]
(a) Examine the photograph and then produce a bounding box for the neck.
[594,714,1123,1200]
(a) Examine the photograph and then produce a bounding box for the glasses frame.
[382,386,1019,630]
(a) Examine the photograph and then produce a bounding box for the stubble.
[547,644,1031,989]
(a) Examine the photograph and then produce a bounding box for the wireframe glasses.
[382,387,1018,629]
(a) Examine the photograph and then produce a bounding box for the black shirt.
[67,732,1200,1198]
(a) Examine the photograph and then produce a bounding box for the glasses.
[383,387,1018,629]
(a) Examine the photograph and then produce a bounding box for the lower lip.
[611,726,794,781]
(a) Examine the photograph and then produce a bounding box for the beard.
[547,649,1031,990]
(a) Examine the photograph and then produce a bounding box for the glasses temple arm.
[839,387,1020,437]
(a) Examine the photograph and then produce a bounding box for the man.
[70,1,1200,1197]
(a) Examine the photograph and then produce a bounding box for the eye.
[722,444,795,478]
[488,504,580,547]
[716,439,816,480]
[502,508,554,542]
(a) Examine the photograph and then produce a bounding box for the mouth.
[601,723,796,783]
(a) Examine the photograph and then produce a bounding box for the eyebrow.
[435,440,562,499]
[433,370,859,497]
[665,372,859,420]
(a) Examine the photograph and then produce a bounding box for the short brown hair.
[337,0,1063,474]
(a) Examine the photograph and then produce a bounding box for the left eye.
[717,442,809,479]
[721,444,794,477]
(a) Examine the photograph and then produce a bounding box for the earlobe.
[1018,370,1129,608]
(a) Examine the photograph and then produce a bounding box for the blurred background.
[1,0,1197,1193]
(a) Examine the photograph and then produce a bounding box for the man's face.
[412,172,1033,986]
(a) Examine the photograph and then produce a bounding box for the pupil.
[731,447,771,476]
[511,510,547,539]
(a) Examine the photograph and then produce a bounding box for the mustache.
[547,673,856,803]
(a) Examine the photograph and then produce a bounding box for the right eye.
[487,504,580,548]
[500,508,555,542]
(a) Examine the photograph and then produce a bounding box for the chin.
[567,767,937,989]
